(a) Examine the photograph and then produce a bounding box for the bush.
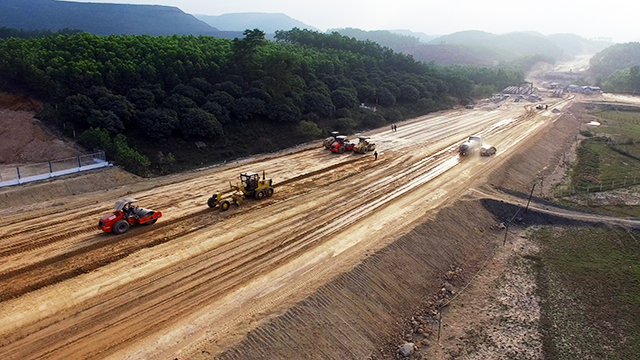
[267,96,301,122]
[179,108,224,137]
[297,120,322,139]
[138,108,179,139]
[202,101,231,124]
[304,91,335,117]
[232,97,266,120]
[376,87,396,106]
[87,109,124,133]
[416,97,437,112]
[334,117,357,132]
[113,134,151,175]
[78,128,150,175]
[78,127,115,154]
[383,108,403,122]
[398,84,420,102]
[61,94,94,126]
[331,88,358,109]
[362,113,386,128]
[334,108,351,118]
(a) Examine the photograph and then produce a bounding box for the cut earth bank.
[208,104,616,360]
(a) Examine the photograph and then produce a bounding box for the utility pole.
[525,183,536,214]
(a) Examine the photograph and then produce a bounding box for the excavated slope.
[213,104,585,360]
[214,200,499,360]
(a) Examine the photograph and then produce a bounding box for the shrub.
[362,113,386,128]
[297,120,322,139]
[179,108,223,137]
[331,88,358,109]
[113,134,151,175]
[383,108,403,122]
[334,117,357,132]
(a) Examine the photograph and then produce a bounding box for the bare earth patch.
[397,232,543,360]
[0,92,80,165]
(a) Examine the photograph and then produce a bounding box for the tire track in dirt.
[1,149,460,359]
[1,113,534,357]
[0,102,552,359]
[0,156,373,301]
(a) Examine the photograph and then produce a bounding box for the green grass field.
[530,227,640,359]
[568,110,640,189]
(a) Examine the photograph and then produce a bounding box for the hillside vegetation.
[0,0,216,36]
[196,13,319,33]
[590,43,640,93]
[0,29,525,175]
[331,28,607,67]
[429,30,564,61]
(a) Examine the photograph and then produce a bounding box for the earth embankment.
[212,100,591,359]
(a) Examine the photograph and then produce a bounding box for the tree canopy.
[0,28,527,174]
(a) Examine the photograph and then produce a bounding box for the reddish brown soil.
[0,92,80,165]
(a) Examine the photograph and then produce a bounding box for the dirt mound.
[0,92,42,112]
[213,200,501,360]
[0,92,80,164]
[487,103,583,195]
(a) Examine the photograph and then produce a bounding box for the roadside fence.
[0,150,109,188]
[554,174,640,197]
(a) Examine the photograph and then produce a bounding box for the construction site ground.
[1,83,638,359]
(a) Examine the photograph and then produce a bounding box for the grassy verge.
[530,227,640,359]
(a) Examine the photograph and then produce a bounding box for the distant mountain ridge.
[389,29,437,43]
[327,28,424,49]
[331,28,613,66]
[0,0,216,36]
[428,30,565,61]
[429,30,612,58]
[195,13,319,33]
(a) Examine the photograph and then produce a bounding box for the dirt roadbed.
[0,97,579,359]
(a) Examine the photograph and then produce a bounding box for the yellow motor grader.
[353,137,377,154]
[207,171,274,211]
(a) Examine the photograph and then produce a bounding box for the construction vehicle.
[353,137,376,154]
[329,135,356,153]
[459,136,483,156]
[98,198,162,234]
[207,171,274,211]
[323,131,341,149]
[480,145,497,156]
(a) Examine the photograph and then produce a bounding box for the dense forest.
[0,28,526,175]
[590,42,640,93]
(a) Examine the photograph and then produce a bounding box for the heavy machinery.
[459,136,483,156]
[208,171,274,211]
[98,198,162,234]
[329,135,356,153]
[323,131,341,149]
[480,145,497,156]
[353,137,376,154]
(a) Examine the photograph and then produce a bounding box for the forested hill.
[0,29,524,175]
[590,42,640,79]
[195,13,319,33]
[328,28,607,66]
[429,31,565,61]
[0,0,215,36]
[590,42,640,93]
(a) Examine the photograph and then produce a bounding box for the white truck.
[459,136,496,156]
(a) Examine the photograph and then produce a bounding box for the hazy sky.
[64,0,639,42]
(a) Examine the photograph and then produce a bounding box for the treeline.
[0,27,82,40]
[0,29,525,174]
[590,42,640,93]
[326,28,425,51]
